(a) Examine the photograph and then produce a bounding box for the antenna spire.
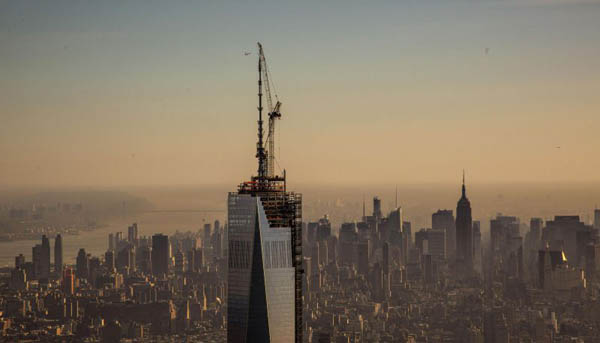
[362,194,366,221]
[462,169,466,197]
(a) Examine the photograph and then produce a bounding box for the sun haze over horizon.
[2,0,600,188]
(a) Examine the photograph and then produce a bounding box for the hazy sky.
[1,0,600,188]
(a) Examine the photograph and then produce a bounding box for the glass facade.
[227,193,295,343]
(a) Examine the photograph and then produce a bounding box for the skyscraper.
[105,250,115,271]
[373,196,382,220]
[174,250,185,274]
[76,248,89,280]
[15,254,25,269]
[432,209,455,261]
[316,215,331,242]
[472,221,482,275]
[32,244,42,280]
[33,235,51,280]
[227,43,302,343]
[42,235,51,279]
[54,234,63,276]
[594,209,600,229]
[128,223,138,245]
[455,172,473,277]
[152,234,170,277]
[357,241,369,276]
[62,267,74,295]
[108,233,115,251]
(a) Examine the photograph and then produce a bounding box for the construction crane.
[257,42,282,178]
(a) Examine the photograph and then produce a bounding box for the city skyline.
[2,1,600,187]
[2,2,600,342]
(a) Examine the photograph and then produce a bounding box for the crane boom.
[257,42,282,178]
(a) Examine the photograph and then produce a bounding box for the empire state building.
[455,172,473,277]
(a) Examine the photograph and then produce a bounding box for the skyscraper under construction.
[227,43,303,343]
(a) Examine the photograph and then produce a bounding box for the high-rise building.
[188,247,203,272]
[415,228,445,260]
[89,257,100,285]
[227,44,302,343]
[473,221,482,275]
[357,241,369,276]
[105,250,115,271]
[524,218,544,280]
[76,248,89,280]
[63,267,74,295]
[455,173,473,277]
[426,229,445,259]
[32,244,42,280]
[15,254,25,269]
[9,268,27,291]
[432,209,455,260]
[32,235,51,280]
[594,209,600,230]
[115,232,123,245]
[152,234,170,277]
[339,222,357,265]
[137,245,152,275]
[174,250,185,273]
[41,235,51,279]
[490,215,520,254]
[187,248,198,272]
[116,244,133,271]
[316,216,331,242]
[543,215,594,266]
[490,215,523,279]
[108,233,115,251]
[373,196,382,220]
[382,242,391,298]
[228,185,302,342]
[530,218,543,241]
[128,223,138,245]
[54,234,63,276]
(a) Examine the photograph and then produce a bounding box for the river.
[0,211,223,268]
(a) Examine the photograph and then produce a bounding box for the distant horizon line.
[3,180,600,191]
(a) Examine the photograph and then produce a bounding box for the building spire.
[462,169,466,198]
[362,194,366,220]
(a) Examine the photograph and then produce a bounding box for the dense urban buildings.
[2,43,600,343]
[3,178,600,341]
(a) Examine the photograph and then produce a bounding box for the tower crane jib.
[257,42,282,178]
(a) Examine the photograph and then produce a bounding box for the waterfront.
[0,211,223,267]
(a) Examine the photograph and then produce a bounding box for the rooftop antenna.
[462,169,466,197]
[362,194,366,221]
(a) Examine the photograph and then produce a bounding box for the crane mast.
[257,42,282,178]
